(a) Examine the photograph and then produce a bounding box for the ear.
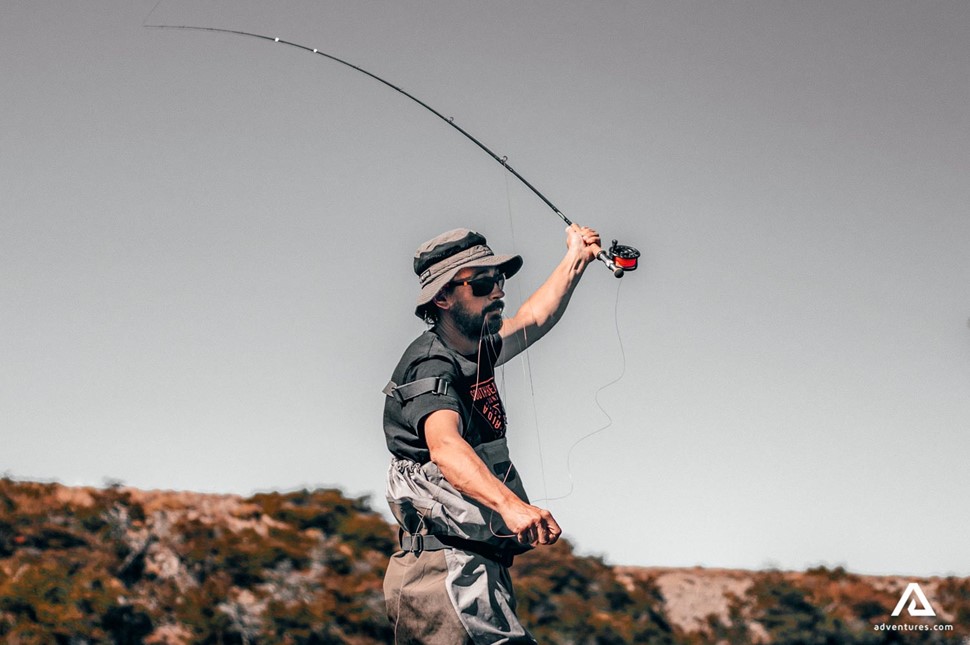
[432,289,452,311]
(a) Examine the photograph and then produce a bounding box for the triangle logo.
[891,582,936,617]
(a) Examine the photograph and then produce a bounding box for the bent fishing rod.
[146,24,641,276]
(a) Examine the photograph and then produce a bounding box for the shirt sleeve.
[400,356,464,439]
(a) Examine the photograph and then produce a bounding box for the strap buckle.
[383,377,450,402]
[408,533,424,555]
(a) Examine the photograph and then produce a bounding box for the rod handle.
[569,223,624,278]
[596,250,625,278]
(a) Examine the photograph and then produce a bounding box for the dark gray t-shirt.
[383,330,507,464]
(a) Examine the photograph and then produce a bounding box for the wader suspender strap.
[383,377,450,402]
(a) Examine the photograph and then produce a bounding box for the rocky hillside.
[0,478,966,643]
[617,567,967,644]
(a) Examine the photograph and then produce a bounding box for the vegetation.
[1,478,967,643]
[677,566,968,645]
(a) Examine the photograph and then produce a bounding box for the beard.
[453,299,504,339]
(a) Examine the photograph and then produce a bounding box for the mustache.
[485,301,505,314]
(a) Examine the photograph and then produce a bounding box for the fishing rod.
[146,24,641,276]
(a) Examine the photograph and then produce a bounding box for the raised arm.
[424,409,560,546]
[497,225,600,363]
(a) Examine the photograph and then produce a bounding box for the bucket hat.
[413,228,522,318]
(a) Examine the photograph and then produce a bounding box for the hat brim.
[414,253,522,317]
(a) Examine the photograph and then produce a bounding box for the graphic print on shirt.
[470,376,507,438]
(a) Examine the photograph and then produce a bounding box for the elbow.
[428,445,478,496]
[428,444,461,485]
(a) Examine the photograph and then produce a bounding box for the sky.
[2,1,968,579]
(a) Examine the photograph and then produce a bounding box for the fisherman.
[382,224,601,643]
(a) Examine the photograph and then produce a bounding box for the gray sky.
[3,1,968,578]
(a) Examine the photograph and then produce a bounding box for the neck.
[434,317,481,355]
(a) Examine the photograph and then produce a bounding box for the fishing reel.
[608,239,640,271]
[599,239,641,277]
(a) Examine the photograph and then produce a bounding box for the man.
[382,224,601,643]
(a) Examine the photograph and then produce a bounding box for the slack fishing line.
[143,23,641,277]
[536,280,627,503]
[496,172,632,508]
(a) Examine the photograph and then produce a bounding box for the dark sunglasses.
[449,274,505,297]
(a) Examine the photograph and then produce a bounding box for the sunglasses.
[449,274,505,297]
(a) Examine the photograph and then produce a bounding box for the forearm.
[498,245,590,362]
[423,410,561,545]
[430,434,523,514]
[519,245,590,330]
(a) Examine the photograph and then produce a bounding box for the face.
[445,267,506,338]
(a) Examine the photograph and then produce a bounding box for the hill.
[0,478,965,643]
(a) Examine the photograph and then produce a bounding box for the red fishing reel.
[607,239,640,272]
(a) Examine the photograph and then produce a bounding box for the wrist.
[564,245,591,273]
[497,488,527,513]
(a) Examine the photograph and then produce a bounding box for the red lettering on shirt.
[469,377,507,435]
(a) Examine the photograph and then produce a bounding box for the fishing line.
[498,273,628,506]
[142,0,164,27]
[501,171,551,506]
[494,174,631,534]
[487,268,629,531]
[534,278,626,503]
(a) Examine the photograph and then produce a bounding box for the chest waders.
[383,359,531,565]
[386,437,532,565]
[383,342,537,643]
[385,438,536,644]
